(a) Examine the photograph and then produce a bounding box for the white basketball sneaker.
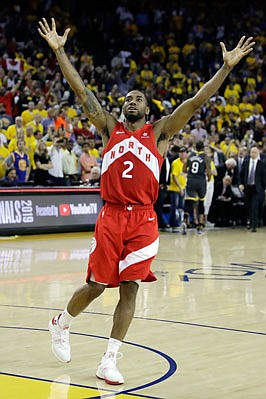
[48,315,71,363]
[96,352,124,385]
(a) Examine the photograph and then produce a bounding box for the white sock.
[57,308,74,329]
[105,338,122,357]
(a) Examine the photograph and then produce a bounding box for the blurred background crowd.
[0,0,265,228]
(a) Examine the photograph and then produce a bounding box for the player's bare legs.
[110,281,139,340]
[96,281,139,385]
[67,282,106,316]
[49,281,105,363]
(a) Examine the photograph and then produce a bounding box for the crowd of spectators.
[0,0,265,226]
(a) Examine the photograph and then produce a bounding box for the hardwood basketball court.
[0,227,265,398]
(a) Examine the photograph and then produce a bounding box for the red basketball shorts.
[86,203,159,288]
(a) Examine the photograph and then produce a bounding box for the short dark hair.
[171,145,180,153]
[125,90,149,106]
[196,141,204,151]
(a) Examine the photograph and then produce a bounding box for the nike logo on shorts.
[148,217,155,221]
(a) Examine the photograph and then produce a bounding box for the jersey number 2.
[122,161,133,179]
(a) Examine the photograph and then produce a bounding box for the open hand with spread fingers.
[220,36,255,69]
[38,18,70,51]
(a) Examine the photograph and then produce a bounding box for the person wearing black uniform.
[182,141,211,234]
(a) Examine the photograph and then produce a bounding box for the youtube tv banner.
[0,191,103,235]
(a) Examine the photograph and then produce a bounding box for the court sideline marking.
[0,304,265,336]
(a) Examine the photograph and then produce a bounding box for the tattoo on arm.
[83,88,102,117]
[57,48,65,56]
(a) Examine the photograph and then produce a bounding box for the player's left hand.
[220,36,255,69]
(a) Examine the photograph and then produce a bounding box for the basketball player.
[38,18,254,385]
[182,141,211,234]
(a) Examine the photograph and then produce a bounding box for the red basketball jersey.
[101,122,164,205]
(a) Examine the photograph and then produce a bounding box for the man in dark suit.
[239,146,266,232]
[236,146,247,182]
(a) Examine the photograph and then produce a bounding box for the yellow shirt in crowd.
[168,158,187,192]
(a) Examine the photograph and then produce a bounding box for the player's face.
[123,91,149,122]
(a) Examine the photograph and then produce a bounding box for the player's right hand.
[38,18,70,51]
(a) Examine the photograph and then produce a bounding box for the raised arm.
[38,18,116,142]
[154,36,255,139]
